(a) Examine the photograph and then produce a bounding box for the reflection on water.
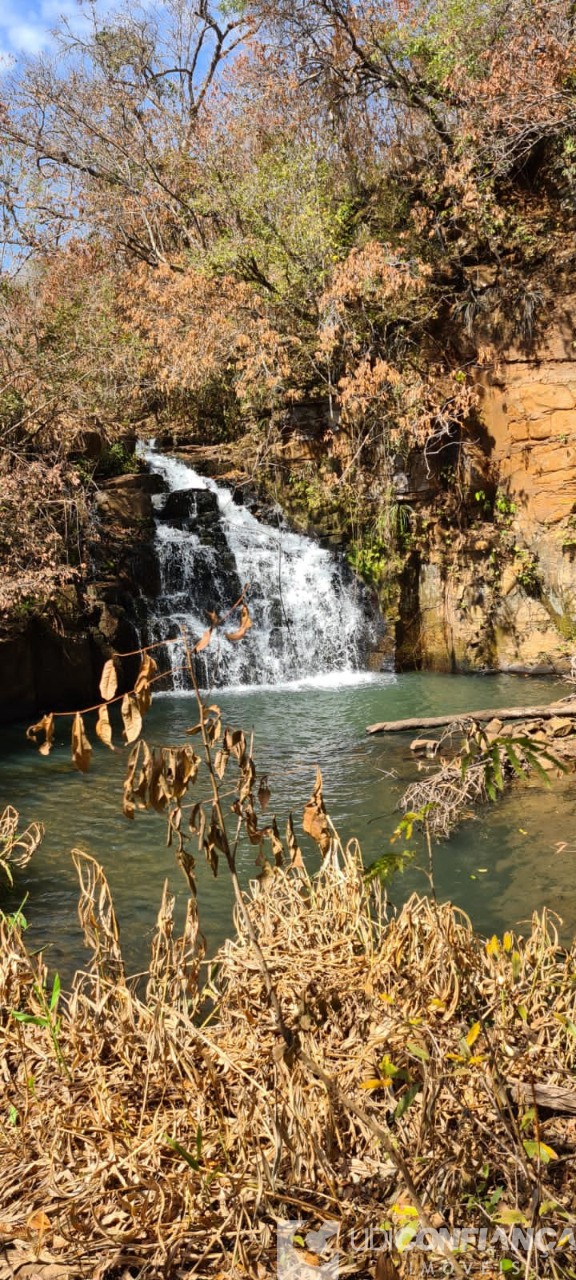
[1,671,574,982]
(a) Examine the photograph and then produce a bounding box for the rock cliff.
[397,306,576,674]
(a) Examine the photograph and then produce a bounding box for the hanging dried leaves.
[123,743,201,819]
[194,627,213,653]
[133,741,153,806]
[258,774,271,812]
[268,817,284,866]
[244,799,263,846]
[95,704,114,751]
[72,712,92,773]
[121,694,143,745]
[123,740,143,818]
[239,756,256,804]
[225,604,253,643]
[99,659,118,703]
[303,767,331,855]
[286,813,305,870]
[26,713,55,757]
[134,652,158,715]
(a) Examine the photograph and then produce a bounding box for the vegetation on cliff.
[1,0,575,633]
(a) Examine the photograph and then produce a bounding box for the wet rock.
[410,737,439,756]
[547,716,575,737]
[96,489,153,526]
[157,488,219,526]
[102,472,167,495]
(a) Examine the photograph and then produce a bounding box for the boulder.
[410,737,439,756]
[96,490,153,526]
[546,716,575,737]
[157,488,219,526]
[102,472,167,495]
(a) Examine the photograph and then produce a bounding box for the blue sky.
[0,0,82,62]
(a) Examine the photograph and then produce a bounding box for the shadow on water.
[1,670,574,983]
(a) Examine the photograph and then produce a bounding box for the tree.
[0,0,254,266]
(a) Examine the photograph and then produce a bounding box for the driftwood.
[510,1081,576,1114]
[366,699,576,735]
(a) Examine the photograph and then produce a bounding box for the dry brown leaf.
[136,652,158,685]
[225,603,253,643]
[121,694,142,745]
[302,766,331,854]
[258,774,271,812]
[133,741,153,806]
[99,658,118,702]
[150,751,171,811]
[27,1211,51,1233]
[375,1256,401,1280]
[95,704,114,751]
[194,627,213,653]
[267,817,284,865]
[26,714,54,756]
[71,713,92,773]
[122,740,141,818]
[134,653,158,715]
[286,814,305,869]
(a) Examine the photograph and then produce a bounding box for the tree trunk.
[366,700,576,735]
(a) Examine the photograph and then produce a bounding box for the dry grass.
[0,806,43,886]
[2,846,576,1279]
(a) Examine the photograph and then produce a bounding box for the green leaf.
[523,1139,558,1164]
[165,1136,200,1170]
[496,1208,528,1225]
[407,1041,429,1062]
[11,1011,47,1027]
[393,1083,420,1121]
[490,745,504,791]
[520,1106,536,1131]
[50,974,61,1012]
[503,741,524,776]
[521,750,551,785]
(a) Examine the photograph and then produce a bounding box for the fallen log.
[366,699,576,735]
[510,1080,576,1115]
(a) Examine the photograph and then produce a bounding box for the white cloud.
[0,0,159,62]
[0,0,89,57]
[6,20,49,53]
[0,0,47,55]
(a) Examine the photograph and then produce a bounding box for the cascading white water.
[140,444,378,689]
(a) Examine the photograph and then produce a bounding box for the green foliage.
[347,536,388,587]
[12,972,70,1078]
[203,145,352,303]
[513,548,541,594]
[460,731,566,803]
[474,489,492,516]
[96,442,139,479]
[364,843,415,884]
[494,491,517,521]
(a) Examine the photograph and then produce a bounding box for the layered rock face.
[403,308,576,673]
[0,472,160,722]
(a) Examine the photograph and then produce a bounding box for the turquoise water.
[1,671,574,982]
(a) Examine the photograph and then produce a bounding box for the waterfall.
[140,444,379,689]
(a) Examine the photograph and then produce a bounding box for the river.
[1,669,574,985]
